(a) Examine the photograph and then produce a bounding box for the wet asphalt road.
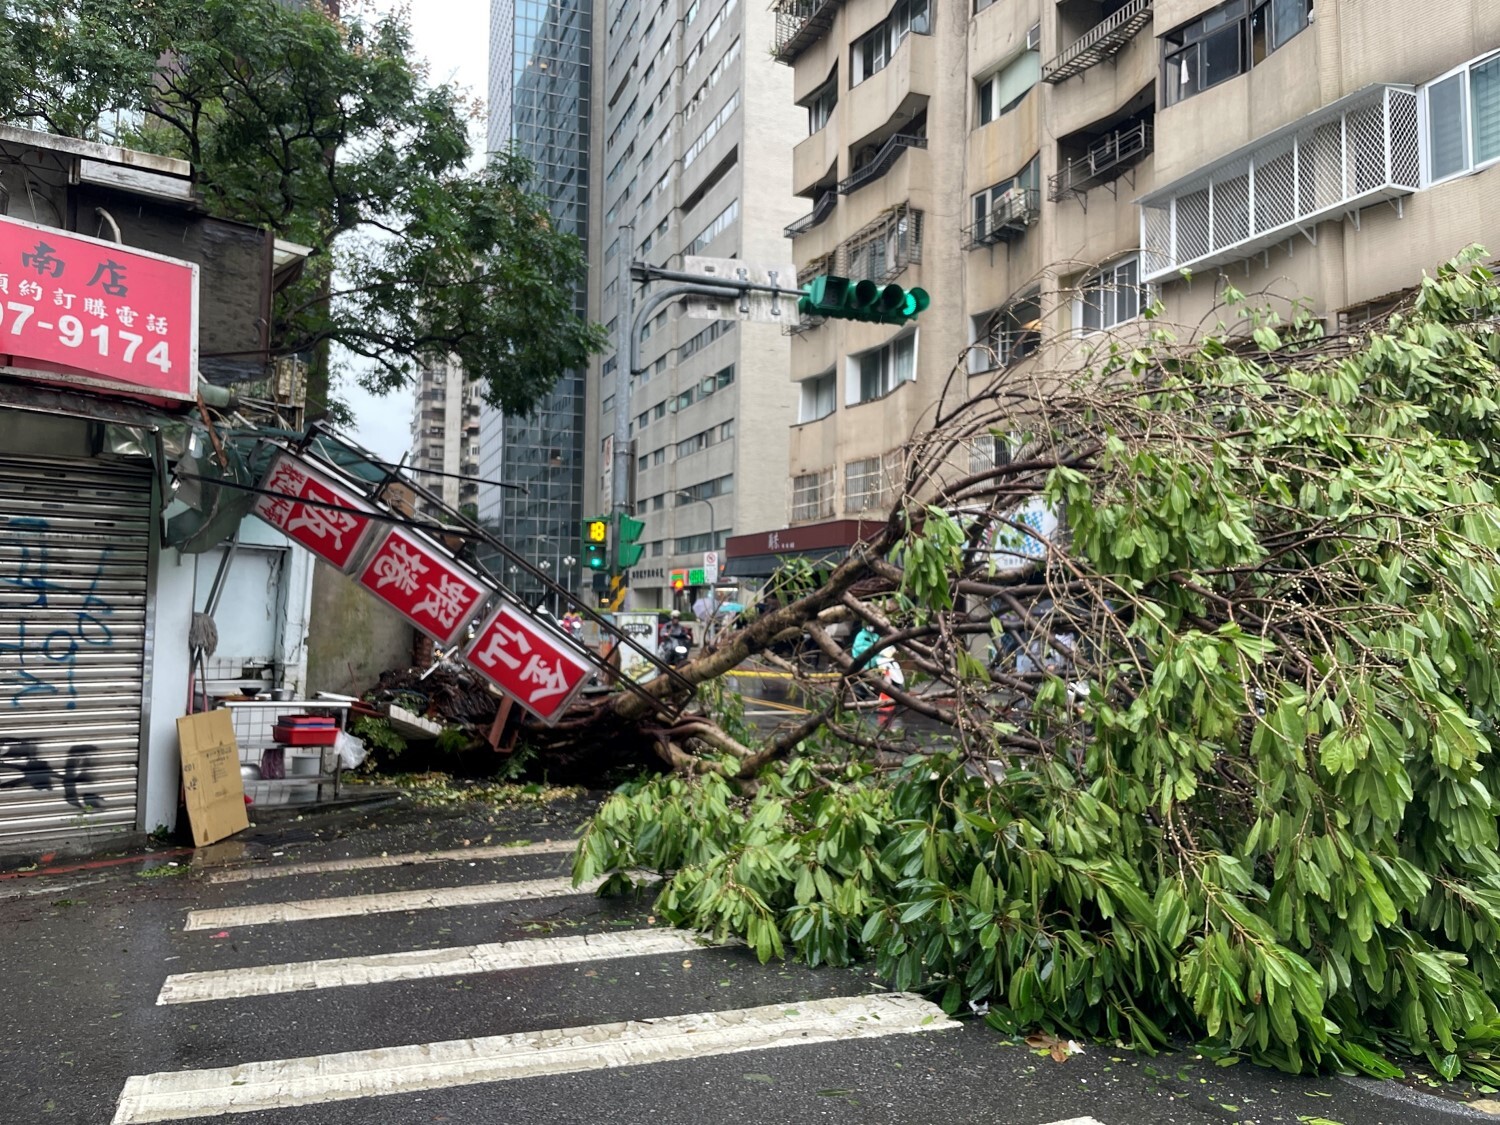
[0,796,1488,1125]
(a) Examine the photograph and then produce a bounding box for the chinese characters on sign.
[0,214,197,400]
[252,454,378,571]
[464,602,594,724]
[357,527,488,648]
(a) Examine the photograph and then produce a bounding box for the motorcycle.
[658,628,692,668]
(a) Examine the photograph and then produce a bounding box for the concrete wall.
[304,559,414,698]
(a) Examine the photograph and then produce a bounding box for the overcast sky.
[336,0,490,461]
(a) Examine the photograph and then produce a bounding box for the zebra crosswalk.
[117,838,982,1123]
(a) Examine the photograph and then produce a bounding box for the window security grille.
[791,469,835,521]
[1138,85,1421,284]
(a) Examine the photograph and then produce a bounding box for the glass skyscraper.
[480,0,592,604]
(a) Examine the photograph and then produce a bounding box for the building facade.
[752,0,1500,568]
[480,0,594,603]
[587,0,804,610]
[407,357,482,518]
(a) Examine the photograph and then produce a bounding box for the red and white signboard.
[253,453,380,571]
[463,601,594,724]
[357,526,490,648]
[0,214,198,401]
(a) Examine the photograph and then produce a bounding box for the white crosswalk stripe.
[203,839,578,884]
[182,872,612,930]
[112,992,959,1123]
[157,927,719,1004]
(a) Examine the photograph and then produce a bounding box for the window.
[844,457,885,513]
[842,205,922,282]
[799,372,836,422]
[684,91,740,168]
[791,469,834,521]
[605,238,620,261]
[1426,53,1500,183]
[679,318,735,360]
[640,309,667,342]
[851,0,930,86]
[977,49,1040,126]
[602,355,618,377]
[684,199,739,255]
[676,420,733,458]
[806,79,837,134]
[1163,0,1312,108]
[1074,257,1145,334]
[969,294,1042,373]
[850,333,917,404]
[971,155,1040,233]
[653,449,666,466]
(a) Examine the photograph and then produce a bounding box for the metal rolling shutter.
[0,455,152,846]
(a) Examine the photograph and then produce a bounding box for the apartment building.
[748,0,1500,564]
[589,0,805,610]
[407,358,483,518]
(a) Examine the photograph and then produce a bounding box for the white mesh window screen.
[1139,86,1420,282]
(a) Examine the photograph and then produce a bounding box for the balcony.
[785,191,838,238]
[1138,85,1421,284]
[1049,118,1154,202]
[965,187,1039,248]
[1043,0,1153,85]
[838,134,927,195]
[773,0,839,66]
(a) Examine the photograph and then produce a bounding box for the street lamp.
[675,490,716,550]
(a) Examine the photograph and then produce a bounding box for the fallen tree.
[564,251,1500,1081]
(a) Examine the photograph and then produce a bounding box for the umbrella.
[715,601,745,615]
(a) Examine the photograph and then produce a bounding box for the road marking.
[158,928,716,1004]
[183,874,615,930]
[203,839,577,884]
[112,992,958,1123]
[1040,1119,1109,1125]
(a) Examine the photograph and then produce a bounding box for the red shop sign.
[0,214,197,401]
[253,453,379,571]
[463,602,594,724]
[357,527,490,648]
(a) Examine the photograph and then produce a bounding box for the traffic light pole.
[606,261,805,584]
[610,223,636,526]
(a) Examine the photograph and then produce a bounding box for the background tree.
[562,251,1500,1082]
[0,0,605,414]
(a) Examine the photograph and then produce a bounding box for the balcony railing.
[1043,0,1153,84]
[784,190,837,238]
[838,134,927,195]
[773,0,839,66]
[1138,85,1421,284]
[1049,119,1154,201]
[964,188,1039,248]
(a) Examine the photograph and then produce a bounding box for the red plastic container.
[272,724,339,746]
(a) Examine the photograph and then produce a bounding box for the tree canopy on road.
[572,250,1500,1082]
[0,0,604,413]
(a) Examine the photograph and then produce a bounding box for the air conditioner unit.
[991,186,1034,228]
[1026,23,1041,51]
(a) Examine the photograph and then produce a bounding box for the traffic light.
[582,516,609,570]
[670,569,687,592]
[797,274,930,325]
[615,513,646,569]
